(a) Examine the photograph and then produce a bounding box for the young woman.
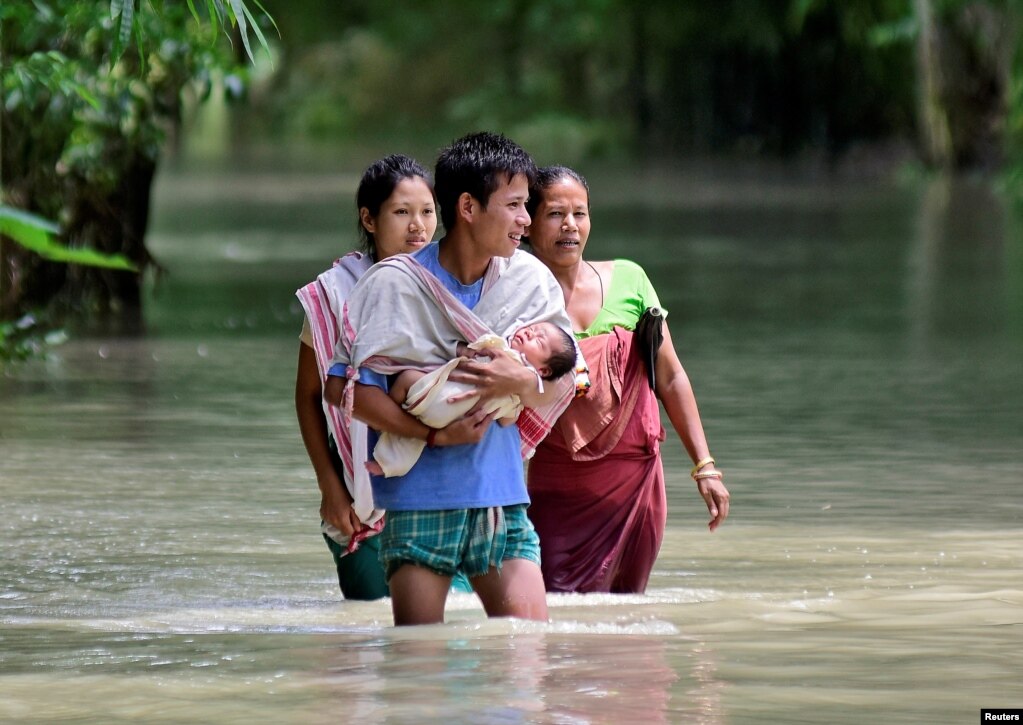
[525,166,730,594]
[294,154,437,600]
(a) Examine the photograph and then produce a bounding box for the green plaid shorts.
[379,504,540,581]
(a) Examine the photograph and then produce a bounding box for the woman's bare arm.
[295,343,361,536]
[654,324,730,531]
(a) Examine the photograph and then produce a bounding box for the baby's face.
[509,322,558,371]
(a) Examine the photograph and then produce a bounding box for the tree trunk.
[630,3,653,153]
[0,152,157,332]
[914,0,954,168]
[914,0,1015,171]
[63,152,157,332]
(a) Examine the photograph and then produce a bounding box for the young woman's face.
[363,177,437,260]
[526,177,590,270]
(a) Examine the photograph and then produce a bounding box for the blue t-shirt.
[358,243,526,511]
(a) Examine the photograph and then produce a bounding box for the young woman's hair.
[526,165,590,219]
[434,131,537,233]
[356,154,433,257]
[543,326,578,381]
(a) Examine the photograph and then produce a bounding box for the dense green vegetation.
[256,0,1020,168]
[1,0,271,342]
[2,0,1020,360]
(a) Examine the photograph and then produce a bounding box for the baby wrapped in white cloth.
[369,322,575,477]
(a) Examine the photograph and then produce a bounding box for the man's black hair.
[435,131,537,232]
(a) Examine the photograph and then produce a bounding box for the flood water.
[2,160,1021,724]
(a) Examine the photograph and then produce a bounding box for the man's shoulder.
[511,248,543,267]
[508,249,554,278]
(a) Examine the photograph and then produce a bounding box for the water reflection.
[1,623,729,723]
[3,163,1022,723]
[311,631,717,724]
[910,177,1015,342]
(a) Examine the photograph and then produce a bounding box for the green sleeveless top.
[577,259,663,339]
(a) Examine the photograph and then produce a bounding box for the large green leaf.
[0,205,138,271]
[108,0,272,65]
[110,0,135,62]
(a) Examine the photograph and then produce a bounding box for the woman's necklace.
[586,260,604,308]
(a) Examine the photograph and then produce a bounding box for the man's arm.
[352,381,498,446]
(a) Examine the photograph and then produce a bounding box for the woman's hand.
[320,479,363,537]
[297,343,365,538]
[696,475,730,532]
[323,374,345,407]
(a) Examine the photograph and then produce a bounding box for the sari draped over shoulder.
[331,250,578,463]
[295,252,384,554]
[528,327,667,593]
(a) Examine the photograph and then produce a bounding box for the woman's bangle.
[693,469,723,481]
[690,457,715,477]
[426,428,438,448]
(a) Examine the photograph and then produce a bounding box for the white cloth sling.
[295,252,384,553]
[372,334,529,477]
[330,247,577,483]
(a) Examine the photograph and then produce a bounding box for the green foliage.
[868,16,918,47]
[0,313,67,364]
[1005,8,1023,170]
[1,0,274,358]
[4,2,222,206]
[0,205,136,270]
[255,0,921,159]
[1,0,274,216]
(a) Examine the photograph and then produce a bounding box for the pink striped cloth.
[296,252,384,554]
[331,247,580,465]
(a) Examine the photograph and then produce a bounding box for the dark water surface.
[2,163,1020,724]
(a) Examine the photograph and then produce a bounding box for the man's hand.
[434,407,499,446]
[447,355,537,405]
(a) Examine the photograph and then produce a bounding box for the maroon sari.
[527,328,667,593]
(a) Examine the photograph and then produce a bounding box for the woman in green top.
[525,166,730,593]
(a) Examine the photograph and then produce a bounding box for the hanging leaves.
[0,206,138,271]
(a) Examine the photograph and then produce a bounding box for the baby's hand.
[457,344,493,362]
